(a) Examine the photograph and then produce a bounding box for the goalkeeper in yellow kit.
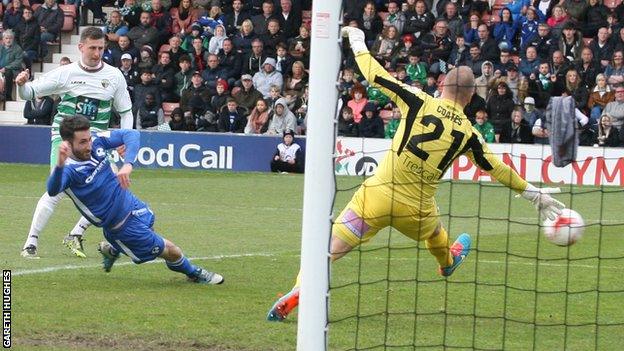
[266,27,566,322]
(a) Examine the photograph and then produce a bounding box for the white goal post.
[296,1,342,350]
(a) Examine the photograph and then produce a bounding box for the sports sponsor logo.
[112,144,234,170]
[335,137,624,186]
[355,156,378,176]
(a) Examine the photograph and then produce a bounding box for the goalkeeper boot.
[439,233,471,277]
[188,268,224,285]
[63,234,86,258]
[267,287,300,322]
[20,245,39,259]
[98,241,119,272]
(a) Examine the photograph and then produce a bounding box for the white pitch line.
[11,251,622,277]
[12,253,275,276]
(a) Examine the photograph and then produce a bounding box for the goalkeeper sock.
[24,192,64,249]
[426,227,453,268]
[166,256,197,277]
[70,216,91,236]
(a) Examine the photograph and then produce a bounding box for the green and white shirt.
[25,62,133,140]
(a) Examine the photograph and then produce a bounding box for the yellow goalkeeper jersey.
[354,52,528,206]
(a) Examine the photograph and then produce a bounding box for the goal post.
[296,1,342,350]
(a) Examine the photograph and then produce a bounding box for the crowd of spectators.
[3,0,624,147]
[331,0,624,147]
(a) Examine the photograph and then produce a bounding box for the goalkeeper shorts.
[333,184,440,247]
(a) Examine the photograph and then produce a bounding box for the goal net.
[298,1,624,350]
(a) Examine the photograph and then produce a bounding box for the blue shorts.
[103,207,165,264]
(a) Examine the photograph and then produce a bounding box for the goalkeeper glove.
[341,26,368,55]
[519,184,565,221]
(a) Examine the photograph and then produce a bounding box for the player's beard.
[72,146,91,161]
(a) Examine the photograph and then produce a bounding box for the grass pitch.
[1,163,622,350]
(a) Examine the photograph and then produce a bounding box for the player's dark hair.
[59,116,91,141]
[80,27,105,42]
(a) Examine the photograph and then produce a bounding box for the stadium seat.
[162,102,179,122]
[60,4,77,34]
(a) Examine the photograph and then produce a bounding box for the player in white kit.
[16,27,134,259]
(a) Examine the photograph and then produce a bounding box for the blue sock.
[166,256,198,277]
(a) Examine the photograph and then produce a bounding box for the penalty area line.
[12,253,276,276]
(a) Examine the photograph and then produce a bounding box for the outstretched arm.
[16,69,64,100]
[464,132,565,220]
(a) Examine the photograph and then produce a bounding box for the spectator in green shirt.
[405,49,427,86]
[473,110,495,143]
[385,106,401,139]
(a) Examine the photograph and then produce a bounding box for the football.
[543,209,585,246]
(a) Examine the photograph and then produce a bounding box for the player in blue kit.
[47,115,224,284]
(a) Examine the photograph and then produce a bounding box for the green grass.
[1,163,623,350]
